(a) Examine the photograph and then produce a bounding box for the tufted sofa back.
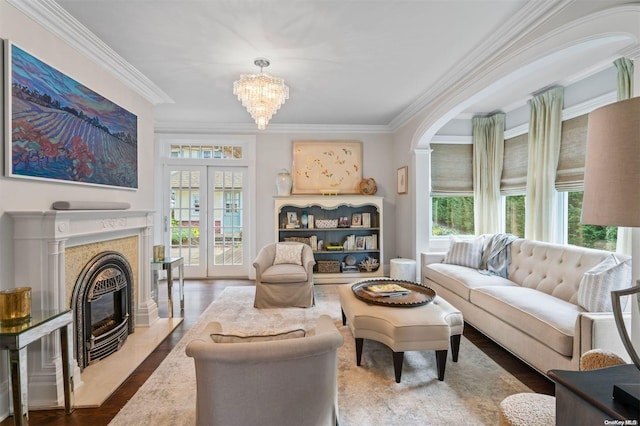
[507,239,630,305]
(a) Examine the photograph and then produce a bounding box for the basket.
[315,219,338,229]
[317,260,340,273]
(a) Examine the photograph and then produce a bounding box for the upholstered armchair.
[185,314,344,426]
[253,242,316,308]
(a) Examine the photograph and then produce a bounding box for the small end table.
[0,310,74,425]
[151,257,184,317]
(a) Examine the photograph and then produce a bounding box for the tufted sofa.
[422,237,632,375]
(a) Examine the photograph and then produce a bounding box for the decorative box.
[315,219,338,229]
[317,260,341,273]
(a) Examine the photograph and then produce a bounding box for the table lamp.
[582,96,640,408]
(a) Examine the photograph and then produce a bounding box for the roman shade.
[431,144,473,196]
[500,134,528,195]
[554,114,588,191]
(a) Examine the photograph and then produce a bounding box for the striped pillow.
[444,236,484,269]
[578,254,631,312]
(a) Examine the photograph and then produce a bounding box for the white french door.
[163,165,250,278]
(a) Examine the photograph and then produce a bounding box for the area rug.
[109,285,531,425]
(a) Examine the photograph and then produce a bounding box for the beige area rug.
[109,285,531,425]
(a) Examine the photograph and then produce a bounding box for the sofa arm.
[421,252,446,266]
[577,312,632,364]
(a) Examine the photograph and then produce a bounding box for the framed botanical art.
[292,140,362,194]
[397,166,408,194]
[4,41,138,189]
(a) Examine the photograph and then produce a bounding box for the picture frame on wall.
[4,40,138,189]
[397,166,408,194]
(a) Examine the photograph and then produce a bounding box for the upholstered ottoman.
[338,282,463,383]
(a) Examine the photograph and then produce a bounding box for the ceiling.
[38,0,638,131]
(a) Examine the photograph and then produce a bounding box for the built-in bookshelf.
[274,196,384,284]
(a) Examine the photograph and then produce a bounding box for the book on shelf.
[362,212,371,228]
[362,283,410,298]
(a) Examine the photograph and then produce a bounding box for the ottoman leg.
[355,338,364,366]
[450,334,461,362]
[392,351,404,383]
[341,309,346,326]
[435,350,447,381]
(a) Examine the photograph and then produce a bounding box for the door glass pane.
[213,171,243,265]
[170,170,201,265]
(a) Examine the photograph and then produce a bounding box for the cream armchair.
[253,242,316,308]
[185,315,344,426]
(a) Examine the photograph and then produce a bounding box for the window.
[505,195,525,237]
[430,144,474,236]
[567,191,617,250]
[432,196,474,236]
[170,144,243,159]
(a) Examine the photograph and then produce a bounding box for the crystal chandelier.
[233,58,289,130]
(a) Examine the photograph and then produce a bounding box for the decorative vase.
[276,169,292,196]
[301,211,308,228]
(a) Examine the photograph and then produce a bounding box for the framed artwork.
[397,166,408,194]
[287,211,298,225]
[355,236,366,250]
[351,213,362,227]
[292,140,362,194]
[4,41,138,189]
[338,216,350,228]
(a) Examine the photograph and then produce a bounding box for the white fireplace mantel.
[7,209,158,409]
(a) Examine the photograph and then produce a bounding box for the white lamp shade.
[582,96,640,227]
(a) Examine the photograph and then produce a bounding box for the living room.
[1,0,640,424]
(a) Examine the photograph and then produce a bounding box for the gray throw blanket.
[480,233,518,278]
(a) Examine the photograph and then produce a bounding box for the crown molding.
[388,0,575,131]
[154,121,393,135]
[435,90,617,142]
[8,0,174,105]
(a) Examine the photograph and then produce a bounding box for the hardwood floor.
[2,279,554,426]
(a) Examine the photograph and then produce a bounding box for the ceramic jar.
[276,169,292,196]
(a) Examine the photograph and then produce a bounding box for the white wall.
[0,1,155,417]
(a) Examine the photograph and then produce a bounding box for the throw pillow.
[577,254,631,312]
[210,328,306,343]
[444,235,484,269]
[273,243,303,265]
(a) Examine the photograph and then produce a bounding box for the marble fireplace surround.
[8,209,178,409]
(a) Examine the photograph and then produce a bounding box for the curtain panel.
[614,57,634,255]
[473,114,505,234]
[525,87,564,242]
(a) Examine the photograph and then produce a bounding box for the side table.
[151,257,184,317]
[549,364,640,425]
[0,310,74,425]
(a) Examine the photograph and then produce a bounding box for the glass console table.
[151,257,184,317]
[0,310,74,425]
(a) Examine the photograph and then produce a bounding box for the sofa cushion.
[508,239,611,304]
[577,254,631,312]
[211,328,306,343]
[444,235,484,269]
[471,286,581,356]
[424,263,516,301]
[261,264,308,283]
[273,243,303,265]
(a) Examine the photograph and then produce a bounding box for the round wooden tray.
[351,279,436,307]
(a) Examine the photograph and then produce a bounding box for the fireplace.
[72,251,135,369]
[8,209,157,408]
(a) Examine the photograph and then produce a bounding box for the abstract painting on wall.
[4,41,138,189]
